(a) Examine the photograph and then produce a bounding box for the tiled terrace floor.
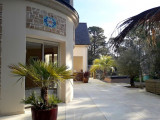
[1,78,160,120]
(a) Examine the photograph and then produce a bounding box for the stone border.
[26,6,66,36]
[146,79,160,94]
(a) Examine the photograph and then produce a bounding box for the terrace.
[1,78,160,120]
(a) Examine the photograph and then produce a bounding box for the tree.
[109,6,160,49]
[88,26,108,65]
[116,45,140,87]
[143,36,160,78]
[109,6,160,86]
[90,55,115,80]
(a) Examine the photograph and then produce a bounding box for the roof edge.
[26,0,79,27]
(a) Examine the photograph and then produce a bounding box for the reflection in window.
[45,54,52,64]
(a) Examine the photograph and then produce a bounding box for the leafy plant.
[22,91,61,110]
[22,91,38,107]
[48,94,61,107]
[90,55,115,79]
[83,71,90,78]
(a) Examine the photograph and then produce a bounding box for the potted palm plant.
[9,60,72,120]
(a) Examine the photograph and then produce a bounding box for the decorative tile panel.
[0,4,2,99]
[26,6,66,36]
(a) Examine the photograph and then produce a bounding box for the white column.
[58,40,74,103]
[58,21,74,103]
[0,0,26,115]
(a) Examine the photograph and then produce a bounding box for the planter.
[31,105,58,120]
[146,79,160,94]
[104,76,130,83]
[83,77,89,83]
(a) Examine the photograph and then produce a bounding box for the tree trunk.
[130,76,135,87]
[102,70,107,80]
[93,71,96,79]
[41,87,48,106]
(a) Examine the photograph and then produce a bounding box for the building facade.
[73,23,90,72]
[0,0,79,116]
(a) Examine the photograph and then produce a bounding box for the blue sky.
[74,0,160,40]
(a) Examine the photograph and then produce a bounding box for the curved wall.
[0,0,78,115]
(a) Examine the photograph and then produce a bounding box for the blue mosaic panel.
[26,6,66,36]
[43,16,56,28]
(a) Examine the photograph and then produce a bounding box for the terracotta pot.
[83,77,89,83]
[31,105,58,120]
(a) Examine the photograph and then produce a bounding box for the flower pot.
[31,105,58,120]
[83,77,89,83]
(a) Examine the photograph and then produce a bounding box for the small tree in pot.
[9,60,72,120]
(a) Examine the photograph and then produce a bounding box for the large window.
[44,43,58,64]
[26,38,59,91]
[26,39,59,64]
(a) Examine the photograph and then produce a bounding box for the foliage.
[109,6,160,85]
[88,26,108,65]
[22,91,61,110]
[116,48,140,77]
[90,55,115,79]
[109,6,160,49]
[115,34,141,86]
[22,91,38,107]
[83,71,90,78]
[9,61,72,87]
[144,37,160,79]
[48,94,61,106]
[9,60,72,110]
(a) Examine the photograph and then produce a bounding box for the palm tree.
[109,6,160,48]
[9,60,72,109]
[90,55,115,79]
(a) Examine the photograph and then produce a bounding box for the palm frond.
[90,55,115,73]
[109,6,160,49]
[9,63,28,76]
[9,60,72,88]
[90,64,101,73]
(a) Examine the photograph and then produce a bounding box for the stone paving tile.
[1,78,160,120]
[65,82,107,120]
[83,79,160,120]
[0,109,31,120]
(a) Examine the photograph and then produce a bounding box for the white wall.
[73,56,83,72]
[73,45,88,72]
[0,0,26,115]
[63,17,74,103]
[0,0,77,115]
[25,1,75,103]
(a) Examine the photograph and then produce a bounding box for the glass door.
[26,39,59,94]
[44,43,58,64]
[26,41,42,64]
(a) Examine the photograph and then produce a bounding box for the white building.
[73,23,90,72]
[0,0,79,116]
